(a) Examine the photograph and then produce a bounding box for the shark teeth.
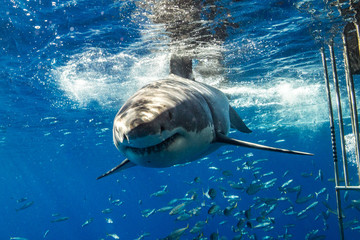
[125,133,180,155]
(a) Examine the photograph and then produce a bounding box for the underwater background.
[1,0,360,239]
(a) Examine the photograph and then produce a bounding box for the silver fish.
[51,217,69,223]
[150,185,168,197]
[16,201,34,212]
[81,218,93,227]
[169,202,187,215]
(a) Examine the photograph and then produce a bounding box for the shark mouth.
[125,133,181,155]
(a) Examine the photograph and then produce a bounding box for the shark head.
[112,78,216,168]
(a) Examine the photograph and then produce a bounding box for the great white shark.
[97,57,313,180]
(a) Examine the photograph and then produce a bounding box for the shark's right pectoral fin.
[97,159,136,180]
[216,132,314,156]
[229,106,252,133]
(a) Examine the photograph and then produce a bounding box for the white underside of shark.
[97,74,312,180]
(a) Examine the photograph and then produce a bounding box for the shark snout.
[114,122,160,147]
[113,120,181,152]
[113,108,178,150]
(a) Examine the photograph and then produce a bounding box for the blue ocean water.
[1,0,360,239]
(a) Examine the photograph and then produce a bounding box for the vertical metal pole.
[321,47,345,240]
[329,42,350,186]
[353,20,360,183]
[342,32,360,183]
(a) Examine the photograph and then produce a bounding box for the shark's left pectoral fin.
[216,132,314,156]
[97,159,136,180]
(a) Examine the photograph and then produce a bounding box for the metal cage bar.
[320,2,360,239]
[321,48,345,240]
[342,32,360,183]
[329,42,350,186]
[321,27,360,239]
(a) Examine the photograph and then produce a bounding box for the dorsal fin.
[170,54,194,80]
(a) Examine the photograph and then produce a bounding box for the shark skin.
[97,74,313,180]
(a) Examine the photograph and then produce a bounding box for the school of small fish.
[10,147,360,239]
